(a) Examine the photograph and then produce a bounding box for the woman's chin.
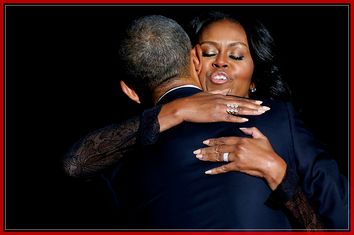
[206,83,231,93]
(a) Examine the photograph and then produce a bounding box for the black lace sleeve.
[63,105,162,178]
[138,104,162,145]
[284,189,325,230]
[268,168,325,230]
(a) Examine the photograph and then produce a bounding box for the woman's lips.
[209,71,229,84]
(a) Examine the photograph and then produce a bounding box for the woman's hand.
[193,127,287,190]
[158,92,270,132]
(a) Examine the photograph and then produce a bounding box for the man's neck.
[152,77,201,104]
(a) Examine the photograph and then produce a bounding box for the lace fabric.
[63,105,161,178]
[269,168,325,229]
[138,104,162,145]
[285,190,325,230]
[63,118,139,178]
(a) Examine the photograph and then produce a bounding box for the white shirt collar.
[157,85,202,103]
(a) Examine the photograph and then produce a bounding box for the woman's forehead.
[199,20,248,45]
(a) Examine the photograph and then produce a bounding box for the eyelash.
[202,53,244,61]
[202,53,216,57]
[230,55,244,61]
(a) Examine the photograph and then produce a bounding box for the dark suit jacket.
[113,87,348,230]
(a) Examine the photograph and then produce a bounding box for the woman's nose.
[212,55,228,68]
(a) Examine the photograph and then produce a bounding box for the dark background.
[5,5,349,229]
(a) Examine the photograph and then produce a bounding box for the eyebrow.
[199,41,249,48]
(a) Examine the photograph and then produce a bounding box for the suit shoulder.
[262,98,295,114]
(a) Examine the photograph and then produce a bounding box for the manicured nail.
[196,154,203,159]
[241,118,248,122]
[261,106,270,111]
[255,100,263,105]
[203,140,210,145]
[193,149,201,154]
[239,127,248,130]
[205,170,212,174]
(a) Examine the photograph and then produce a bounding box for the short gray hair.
[119,15,192,99]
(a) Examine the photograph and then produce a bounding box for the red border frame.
[0,0,351,3]
[0,1,351,235]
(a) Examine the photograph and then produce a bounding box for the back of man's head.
[119,15,192,100]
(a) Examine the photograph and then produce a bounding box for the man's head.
[119,15,196,104]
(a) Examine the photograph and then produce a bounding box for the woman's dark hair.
[189,11,291,100]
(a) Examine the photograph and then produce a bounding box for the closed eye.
[230,55,244,60]
[202,52,216,57]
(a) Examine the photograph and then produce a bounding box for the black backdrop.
[5,5,349,229]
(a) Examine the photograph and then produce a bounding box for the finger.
[194,144,236,162]
[224,95,263,106]
[223,96,265,107]
[205,165,264,178]
[223,114,249,123]
[205,163,234,175]
[205,93,266,111]
[239,127,266,139]
[222,103,270,117]
[195,148,235,162]
[194,145,227,155]
[202,137,241,146]
[232,106,268,116]
[195,152,222,162]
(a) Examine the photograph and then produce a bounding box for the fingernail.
[241,118,248,122]
[205,170,212,174]
[193,149,201,154]
[240,127,247,130]
[203,140,209,145]
[255,100,263,105]
[196,154,203,159]
[261,106,271,111]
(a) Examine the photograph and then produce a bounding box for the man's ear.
[191,45,202,75]
[120,80,141,104]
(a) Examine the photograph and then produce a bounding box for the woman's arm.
[64,93,268,177]
[269,169,325,229]
[192,127,325,229]
[63,114,142,178]
[285,102,348,229]
[158,92,268,132]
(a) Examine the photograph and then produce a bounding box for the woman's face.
[197,19,254,97]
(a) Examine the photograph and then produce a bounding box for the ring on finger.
[226,104,239,115]
[227,103,239,109]
[223,152,229,162]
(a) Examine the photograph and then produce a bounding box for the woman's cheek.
[198,61,210,90]
[198,71,208,91]
[238,62,254,81]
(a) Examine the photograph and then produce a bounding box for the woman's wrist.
[264,153,287,190]
[158,99,185,132]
